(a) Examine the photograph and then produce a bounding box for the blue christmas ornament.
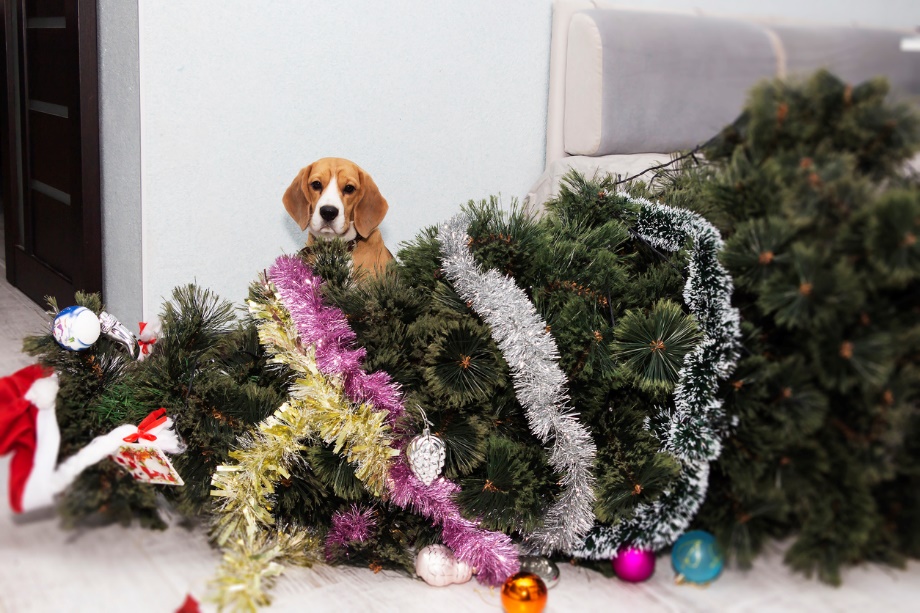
[671,530,724,585]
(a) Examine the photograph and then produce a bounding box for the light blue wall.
[99,0,142,324]
[135,0,554,317]
[100,0,920,321]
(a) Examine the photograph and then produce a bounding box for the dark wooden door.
[1,0,101,307]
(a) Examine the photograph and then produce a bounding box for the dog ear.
[282,165,313,231]
[354,169,389,237]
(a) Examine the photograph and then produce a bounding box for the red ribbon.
[138,337,157,355]
[137,321,157,356]
[123,408,168,443]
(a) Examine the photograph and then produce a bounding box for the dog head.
[283,157,389,242]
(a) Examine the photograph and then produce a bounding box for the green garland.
[573,194,741,557]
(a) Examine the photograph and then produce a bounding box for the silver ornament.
[407,429,446,487]
[99,311,139,358]
[519,555,560,589]
[406,407,446,486]
[415,544,472,587]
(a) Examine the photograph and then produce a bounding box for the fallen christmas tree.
[10,66,915,612]
[642,69,920,584]
[12,176,738,610]
[205,186,739,608]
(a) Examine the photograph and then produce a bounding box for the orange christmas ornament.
[501,572,548,613]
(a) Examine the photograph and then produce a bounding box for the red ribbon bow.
[138,337,157,355]
[123,408,168,443]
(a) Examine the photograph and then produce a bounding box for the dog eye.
[310,181,323,191]
[343,185,356,195]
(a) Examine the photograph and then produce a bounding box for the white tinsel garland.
[572,194,741,558]
[438,214,598,555]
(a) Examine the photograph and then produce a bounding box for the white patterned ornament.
[52,306,101,350]
[406,423,446,486]
[415,544,473,587]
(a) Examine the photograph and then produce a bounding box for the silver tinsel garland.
[438,214,597,554]
[572,194,741,558]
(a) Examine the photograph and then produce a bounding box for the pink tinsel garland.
[269,255,519,586]
[325,504,377,561]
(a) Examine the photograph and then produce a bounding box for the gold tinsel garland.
[211,531,323,612]
[209,279,398,611]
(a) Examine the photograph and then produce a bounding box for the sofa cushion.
[768,24,920,105]
[564,10,780,156]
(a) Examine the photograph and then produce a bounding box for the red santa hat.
[2,364,184,514]
[0,364,55,513]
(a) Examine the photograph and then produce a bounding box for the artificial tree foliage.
[23,172,720,576]
[314,181,730,559]
[23,286,286,526]
[645,70,920,584]
[23,292,164,528]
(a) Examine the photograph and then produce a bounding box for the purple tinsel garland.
[269,255,519,586]
[325,505,377,561]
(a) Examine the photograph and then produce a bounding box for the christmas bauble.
[501,572,547,613]
[671,530,724,585]
[611,546,655,582]
[414,544,472,587]
[52,306,101,350]
[99,311,138,357]
[518,555,560,589]
[406,429,446,486]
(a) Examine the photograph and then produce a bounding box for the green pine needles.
[316,175,735,559]
[423,319,508,406]
[613,299,702,395]
[650,70,920,583]
[23,285,284,526]
[23,293,164,528]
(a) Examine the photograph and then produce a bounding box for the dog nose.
[319,205,338,221]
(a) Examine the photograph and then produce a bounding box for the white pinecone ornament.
[406,425,446,486]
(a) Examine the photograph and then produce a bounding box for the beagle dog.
[283,157,394,275]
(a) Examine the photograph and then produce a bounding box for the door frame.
[1,0,102,304]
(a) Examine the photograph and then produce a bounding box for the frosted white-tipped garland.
[573,194,741,558]
[438,214,597,554]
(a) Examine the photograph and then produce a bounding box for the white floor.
[1,275,919,613]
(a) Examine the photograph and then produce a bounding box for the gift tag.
[110,443,184,485]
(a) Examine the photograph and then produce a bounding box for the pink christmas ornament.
[611,547,656,583]
[415,544,473,587]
